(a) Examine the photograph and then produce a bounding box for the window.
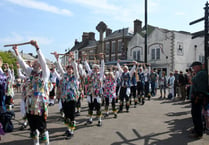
[156,48,160,60]
[199,55,205,63]
[151,48,160,60]
[151,49,155,60]
[118,40,122,52]
[105,42,110,54]
[133,50,141,61]
[133,51,137,60]
[137,51,140,61]
[112,41,116,53]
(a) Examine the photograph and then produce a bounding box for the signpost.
[190,2,209,71]
[190,1,209,87]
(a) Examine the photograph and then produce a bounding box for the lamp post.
[144,0,148,63]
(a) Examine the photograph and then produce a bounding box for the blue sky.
[0,0,206,61]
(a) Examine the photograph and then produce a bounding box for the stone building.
[127,24,204,73]
[62,19,204,73]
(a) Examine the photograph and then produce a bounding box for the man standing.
[13,40,50,145]
[190,61,208,139]
[49,65,60,106]
[84,54,104,126]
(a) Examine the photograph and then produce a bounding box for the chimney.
[106,28,112,37]
[82,32,89,41]
[134,19,142,34]
[89,32,95,40]
[74,39,79,45]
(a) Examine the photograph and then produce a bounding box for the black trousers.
[49,83,56,99]
[119,87,129,111]
[63,100,76,121]
[76,97,81,109]
[130,86,137,99]
[137,82,144,96]
[191,101,203,136]
[105,97,116,111]
[26,113,46,133]
[88,96,101,116]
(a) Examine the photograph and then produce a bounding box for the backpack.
[0,111,14,132]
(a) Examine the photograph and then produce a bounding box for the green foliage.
[0,51,17,77]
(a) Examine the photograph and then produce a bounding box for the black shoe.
[65,130,74,139]
[19,123,27,130]
[86,120,93,125]
[189,133,202,139]
[117,110,122,113]
[114,114,117,119]
[142,100,145,105]
[97,121,102,127]
[104,113,109,118]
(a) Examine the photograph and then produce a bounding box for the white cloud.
[6,0,73,16]
[63,0,144,24]
[63,0,118,11]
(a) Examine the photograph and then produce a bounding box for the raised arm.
[53,52,65,76]
[117,60,123,76]
[83,55,92,75]
[69,52,79,79]
[78,63,86,78]
[99,53,105,80]
[31,40,50,82]
[12,45,32,75]
[17,64,27,79]
[54,68,61,81]
[129,62,136,77]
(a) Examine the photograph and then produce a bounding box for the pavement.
[1,91,209,145]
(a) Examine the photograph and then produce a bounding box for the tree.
[0,51,17,77]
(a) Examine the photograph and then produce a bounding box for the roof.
[104,27,133,40]
[70,39,98,52]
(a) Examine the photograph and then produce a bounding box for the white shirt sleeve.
[99,59,105,81]
[117,62,123,77]
[84,60,92,75]
[57,59,66,77]
[17,55,33,76]
[37,49,50,82]
[17,68,27,79]
[129,65,136,77]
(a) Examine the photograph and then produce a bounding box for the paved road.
[1,91,209,145]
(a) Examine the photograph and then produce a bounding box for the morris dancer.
[144,64,151,100]
[103,67,118,118]
[3,63,14,111]
[17,63,29,130]
[13,40,50,145]
[76,60,86,116]
[117,60,136,113]
[49,64,60,106]
[130,69,138,107]
[136,63,145,105]
[84,53,104,126]
[54,52,79,138]
[0,57,7,112]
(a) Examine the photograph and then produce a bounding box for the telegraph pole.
[144,0,148,63]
